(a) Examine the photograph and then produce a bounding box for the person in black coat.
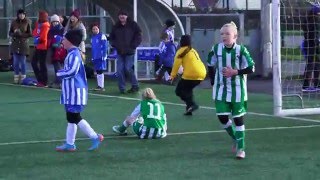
[109,10,142,94]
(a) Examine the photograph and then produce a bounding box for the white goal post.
[272,0,320,116]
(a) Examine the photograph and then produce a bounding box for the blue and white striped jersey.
[57,47,88,105]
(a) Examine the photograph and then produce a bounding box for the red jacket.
[32,21,50,50]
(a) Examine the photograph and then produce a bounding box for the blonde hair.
[221,21,238,35]
[142,88,157,100]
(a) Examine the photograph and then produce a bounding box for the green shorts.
[132,121,167,139]
[215,100,247,118]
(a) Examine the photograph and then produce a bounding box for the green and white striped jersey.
[131,99,167,139]
[207,43,255,102]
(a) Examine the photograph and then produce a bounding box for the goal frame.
[272,0,320,116]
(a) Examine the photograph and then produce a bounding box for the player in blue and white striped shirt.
[55,29,104,152]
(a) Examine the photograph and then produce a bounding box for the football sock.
[78,119,98,139]
[66,123,77,145]
[223,119,236,140]
[119,121,129,132]
[97,74,104,88]
[235,125,245,150]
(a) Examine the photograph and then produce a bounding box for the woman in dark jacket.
[9,9,32,84]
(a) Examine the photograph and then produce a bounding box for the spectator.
[302,4,320,92]
[170,35,206,116]
[31,10,50,87]
[47,14,66,88]
[156,32,176,83]
[9,9,32,84]
[90,23,108,91]
[109,10,142,94]
[64,9,87,62]
[60,15,68,28]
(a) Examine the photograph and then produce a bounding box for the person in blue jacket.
[156,32,176,82]
[91,23,108,91]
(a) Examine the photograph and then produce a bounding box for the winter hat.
[118,9,128,16]
[50,14,60,22]
[165,19,175,27]
[71,9,80,19]
[65,29,83,46]
[17,9,26,15]
[180,35,191,47]
[38,10,48,22]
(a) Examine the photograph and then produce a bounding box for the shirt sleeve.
[207,46,217,67]
[240,46,255,70]
[56,54,81,79]
[170,49,183,78]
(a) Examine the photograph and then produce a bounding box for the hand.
[222,67,237,78]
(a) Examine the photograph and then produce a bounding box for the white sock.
[78,119,98,139]
[123,120,130,127]
[164,71,170,81]
[66,123,77,145]
[97,74,104,88]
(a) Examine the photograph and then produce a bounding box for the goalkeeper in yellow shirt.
[170,35,206,116]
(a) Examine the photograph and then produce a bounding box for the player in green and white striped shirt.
[112,88,167,139]
[207,22,255,159]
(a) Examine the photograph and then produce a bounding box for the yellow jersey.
[171,46,206,80]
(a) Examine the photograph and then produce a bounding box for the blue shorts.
[93,58,107,71]
[64,104,85,113]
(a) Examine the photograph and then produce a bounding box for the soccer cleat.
[184,111,193,116]
[236,150,246,159]
[93,86,105,91]
[112,125,128,135]
[127,87,139,93]
[55,143,76,152]
[186,104,199,114]
[88,134,104,151]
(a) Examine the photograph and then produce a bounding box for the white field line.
[1,83,319,123]
[0,124,319,146]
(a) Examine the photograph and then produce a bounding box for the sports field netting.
[0,72,320,179]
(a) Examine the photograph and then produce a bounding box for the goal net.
[273,0,320,116]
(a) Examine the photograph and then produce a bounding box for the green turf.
[0,72,320,179]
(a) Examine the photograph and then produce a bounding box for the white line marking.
[0,124,319,146]
[1,82,319,123]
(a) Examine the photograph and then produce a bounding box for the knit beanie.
[38,10,48,22]
[118,9,128,16]
[165,19,175,28]
[65,29,83,46]
[71,9,80,19]
[17,9,26,16]
[50,14,60,22]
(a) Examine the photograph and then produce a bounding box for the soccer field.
[0,72,320,180]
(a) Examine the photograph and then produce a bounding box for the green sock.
[235,130,245,150]
[225,125,236,140]
[119,125,127,133]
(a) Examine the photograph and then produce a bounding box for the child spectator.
[112,88,167,139]
[90,23,108,91]
[156,32,176,82]
[55,29,104,152]
[47,14,66,88]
